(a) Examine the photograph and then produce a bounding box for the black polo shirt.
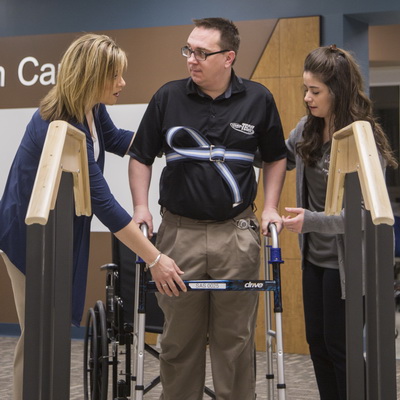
[130,72,286,220]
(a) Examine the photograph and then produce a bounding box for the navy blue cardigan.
[0,104,133,325]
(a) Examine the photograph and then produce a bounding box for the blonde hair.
[40,33,127,123]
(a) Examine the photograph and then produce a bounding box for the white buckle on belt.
[209,145,225,162]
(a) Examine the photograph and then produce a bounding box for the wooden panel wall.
[252,16,320,354]
[0,232,111,326]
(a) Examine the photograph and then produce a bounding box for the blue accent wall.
[0,0,399,38]
[1,0,399,81]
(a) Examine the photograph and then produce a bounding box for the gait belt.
[165,126,254,207]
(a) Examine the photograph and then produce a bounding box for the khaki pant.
[1,251,25,400]
[156,208,260,400]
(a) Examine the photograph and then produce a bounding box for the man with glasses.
[129,17,286,400]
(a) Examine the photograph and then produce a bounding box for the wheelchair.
[83,223,287,400]
[83,265,132,400]
[83,233,165,400]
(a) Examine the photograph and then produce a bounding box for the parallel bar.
[23,173,74,400]
[52,173,74,399]
[344,173,365,400]
[375,223,397,399]
[24,214,55,400]
[365,217,396,399]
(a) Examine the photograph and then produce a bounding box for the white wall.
[0,103,165,232]
[102,104,164,232]
[0,107,36,195]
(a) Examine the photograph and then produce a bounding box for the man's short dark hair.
[192,17,240,56]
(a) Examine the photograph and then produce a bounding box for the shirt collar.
[185,70,246,99]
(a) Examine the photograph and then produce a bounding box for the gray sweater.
[286,117,347,298]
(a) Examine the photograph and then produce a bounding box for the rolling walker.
[84,223,287,399]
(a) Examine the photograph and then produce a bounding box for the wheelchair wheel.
[83,301,109,400]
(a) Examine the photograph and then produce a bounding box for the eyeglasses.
[181,46,230,61]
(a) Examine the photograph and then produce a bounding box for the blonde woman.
[0,33,186,400]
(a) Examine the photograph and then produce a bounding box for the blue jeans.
[303,260,347,400]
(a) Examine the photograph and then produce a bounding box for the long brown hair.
[297,45,397,168]
[40,33,127,124]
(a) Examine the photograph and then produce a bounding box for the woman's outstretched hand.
[282,207,305,234]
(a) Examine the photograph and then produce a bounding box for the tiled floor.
[1,334,400,399]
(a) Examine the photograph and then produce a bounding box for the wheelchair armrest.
[100,263,119,271]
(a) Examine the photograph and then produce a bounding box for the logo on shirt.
[230,122,255,135]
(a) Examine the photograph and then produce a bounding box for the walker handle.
[136,223,150,264]
[267,223,283,264]
[268,223,279,249]
[140,223,149,239]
